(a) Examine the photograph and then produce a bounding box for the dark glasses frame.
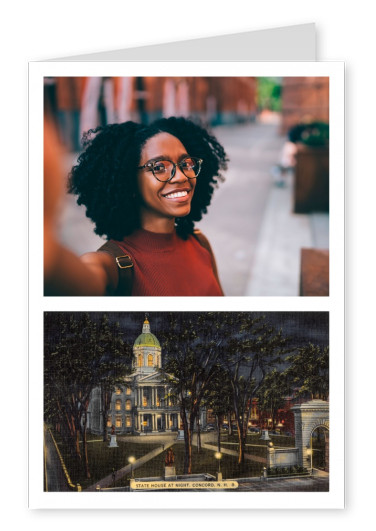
[138,156,203,182]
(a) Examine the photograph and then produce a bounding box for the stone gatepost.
[291,399,329,469]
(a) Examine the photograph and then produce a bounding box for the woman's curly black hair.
[68,116,228,240]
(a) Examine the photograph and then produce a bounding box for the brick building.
[280,77,329,135]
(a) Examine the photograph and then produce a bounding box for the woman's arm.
[44,117,118,296]
[44,232,118,296]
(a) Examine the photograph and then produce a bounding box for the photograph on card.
[43,76,329,296]
[44,311,329,493]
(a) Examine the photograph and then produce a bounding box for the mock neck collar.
[122,228,178,252]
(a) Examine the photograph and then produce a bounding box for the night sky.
[44,311,329,349]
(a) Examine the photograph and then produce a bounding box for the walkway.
[43,426,72,492]
[84,435,175,491]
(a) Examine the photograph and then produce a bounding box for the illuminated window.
[126,416,131,427]
[115,387,121,395]
[147,354,153,367]
[115,417,122,427]
[126,387,132,395]
[115,399,121,411]
[143,395,148,407]
[138,354,142,367]
[156,394,160,407]
[126,399,132,411]
[107,417,112,427]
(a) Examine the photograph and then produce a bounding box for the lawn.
[219,433,295,459]
[52,431,281,490]
[53,432,161,489]
[220,441,267,459]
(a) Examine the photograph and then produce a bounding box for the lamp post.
[128,456,136,479]
[306,442,313,473]
[214,451,222,481]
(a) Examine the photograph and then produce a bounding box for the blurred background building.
[44,76,329,296]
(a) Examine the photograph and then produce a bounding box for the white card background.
[29,60,344,510]
[5,0,372,525]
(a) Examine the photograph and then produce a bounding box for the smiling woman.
[45,117,228,296]
[136,133,198,231]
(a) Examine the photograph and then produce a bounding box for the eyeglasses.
[138,156,203,182]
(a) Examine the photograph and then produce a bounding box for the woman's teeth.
[164,191,188,199]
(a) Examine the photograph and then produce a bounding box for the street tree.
[160,312,226,474]
[285,343,329,400]
[257,368,291,429]
[94,315,132,442]
[44,312,129,479]
[203,366,233,452]
[223,314,291,465]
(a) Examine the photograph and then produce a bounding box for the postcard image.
[39,310,339,509]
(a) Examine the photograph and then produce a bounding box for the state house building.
[87,317,182,434]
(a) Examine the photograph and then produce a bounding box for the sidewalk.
[245,173,329,296]
[198,121,329,296]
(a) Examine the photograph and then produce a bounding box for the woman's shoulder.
[191,228,213,254]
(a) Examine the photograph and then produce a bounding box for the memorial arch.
[292,399,329,472]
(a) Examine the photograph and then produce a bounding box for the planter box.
[300,248,329,296]
[294,143,329,213]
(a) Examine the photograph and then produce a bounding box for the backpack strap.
[97,241,134,296]
[97,230,222,296]
[193,229,223,294]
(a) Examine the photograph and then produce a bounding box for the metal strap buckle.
[115,255,133,269]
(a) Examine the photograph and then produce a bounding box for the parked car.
[221,423,229,431]
[203,423,216,432]
[248,427,260,433]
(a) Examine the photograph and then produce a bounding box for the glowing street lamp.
[128,455,136,478]
[306,434,313,472]
[214,451,222,481]
[306,447,313,472]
